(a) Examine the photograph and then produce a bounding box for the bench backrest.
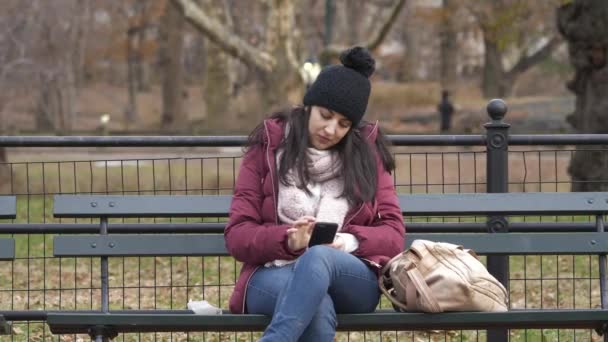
[0,196,17,260]
[399,192,608,216]
[52,193,608,257]
[53,231,608,257]
[54,195,232,218]
[54,192,608,217]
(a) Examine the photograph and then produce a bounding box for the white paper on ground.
[187,300,223,315]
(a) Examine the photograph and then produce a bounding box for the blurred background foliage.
[0,0,588,137]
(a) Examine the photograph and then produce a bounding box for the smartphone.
[308,222,339,247]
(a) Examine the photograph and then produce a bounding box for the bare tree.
[342,0,364,45]
[199,0,237,132]
[0,2,34,132]
[557,0,608,191]
[109,0,163,126]
[171,0,406,119]
[0,0,37,186]
[321,0,406,60]
[466,0,562,98]
[439,0,458,92]
[159,0,186,129]
[125,0,149,124]
[72,0,92,89]
[24,0,88,134]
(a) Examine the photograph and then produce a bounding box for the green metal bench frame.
[0,316,10,335]
[0,238,15,261]
[48,193,608,340]
[0,196,17,335]
[0,196,16,260]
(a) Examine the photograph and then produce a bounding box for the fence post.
[484,99,510,342]
[95,216,112,342]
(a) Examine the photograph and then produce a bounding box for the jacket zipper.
[367,121,379,140]
[342,204,363,231]
[367,121,380,217]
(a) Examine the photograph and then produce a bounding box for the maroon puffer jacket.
[224,118,405,313]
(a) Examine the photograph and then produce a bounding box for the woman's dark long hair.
[246,106,395,206]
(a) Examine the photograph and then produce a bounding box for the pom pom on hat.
[339,46,375,78]
[303,46,375,127]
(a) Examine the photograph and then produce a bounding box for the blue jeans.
[246,245,380,342]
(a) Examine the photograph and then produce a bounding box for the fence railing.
[1,99,608,341]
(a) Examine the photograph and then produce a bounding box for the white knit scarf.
[277,148,350,230]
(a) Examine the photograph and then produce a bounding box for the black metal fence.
[1,100,608,341]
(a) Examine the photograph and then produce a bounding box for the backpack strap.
[406,266,443,313]
[378,253,410,312]
[379,246,443,313]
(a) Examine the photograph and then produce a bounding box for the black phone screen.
[308,222,339,247]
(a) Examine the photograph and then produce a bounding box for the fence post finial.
[487,99,508,122]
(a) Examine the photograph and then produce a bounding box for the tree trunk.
[36,73,74,135]
[344,0,361,45]
[258,0,301,114]
[36,75,59,132]
[159,0,186,130]
[126,29,139,124]
[73,0,91,88]
[61,64,76,134]
[557,0,608,191]
[481,37,510,98]
[398,1,416,82]
[439,0,458,92]
[201,0,233,132]
[135,0,150,92]
[35,14,76,134]
[324,0,336,45]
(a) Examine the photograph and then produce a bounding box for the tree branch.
[507,36,562,78]
[283,0,301,73]
[0,58,35,82]
[171,0,275,72]
[322,0,406,59]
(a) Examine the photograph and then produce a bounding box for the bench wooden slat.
[0,196,16,219]
[54,234,228,257]
[53,193,608,218]
[400,192,608,215]
[53,233,608,257]
[46,310,608,334]
[0,315,9,335]
[53,195,232,218]
[0,238,15,260]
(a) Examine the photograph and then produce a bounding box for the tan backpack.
[379,239,508,313]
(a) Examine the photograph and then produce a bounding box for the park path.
[5,96,577,163]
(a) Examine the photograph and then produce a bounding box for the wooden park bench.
[0,196,17,335]
[46,193,608,340]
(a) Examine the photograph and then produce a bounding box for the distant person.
[438,90,455,133]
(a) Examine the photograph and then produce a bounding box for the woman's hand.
[327,235,345,251]
[286,216,315,252]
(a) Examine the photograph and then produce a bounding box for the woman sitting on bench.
[225,46,405,342]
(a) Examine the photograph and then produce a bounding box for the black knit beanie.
[303,46,375,127]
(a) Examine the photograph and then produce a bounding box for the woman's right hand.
[286,216,316,252]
